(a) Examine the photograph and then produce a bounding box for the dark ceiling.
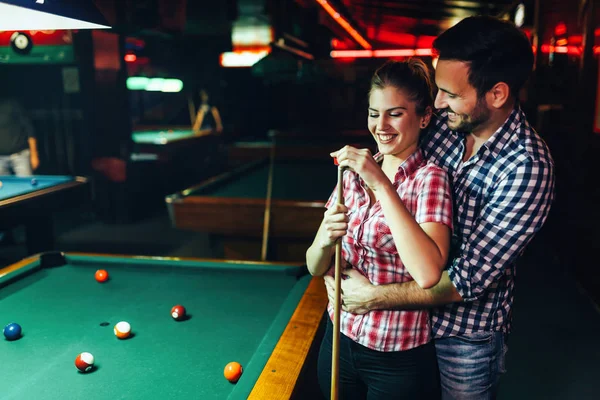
[297,0,520,49]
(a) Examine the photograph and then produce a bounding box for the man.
[325,16,555,399]
[0,98,39,175]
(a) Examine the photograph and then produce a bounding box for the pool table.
[0,252,327,400]
[124,127,226,217]
[0,175,89,253]
[227,129,375,168]
[165,158,337,262]
[132,127,211,146]
[131,127,223,165]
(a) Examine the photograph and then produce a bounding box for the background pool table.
[227,129,375,168]
[130,126,225,189]
[131,127,210,146]
[93,127,226,223]
[165,158,338,262]
[0,175,89,253]
[0,252,327,400]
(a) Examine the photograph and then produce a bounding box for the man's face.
[434,59,490,133]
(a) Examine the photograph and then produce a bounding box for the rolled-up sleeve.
[415,166,453,229]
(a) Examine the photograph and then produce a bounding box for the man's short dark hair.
[433,16,534,99]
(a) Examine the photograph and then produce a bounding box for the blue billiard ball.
[3,322,22,340]
[30,178,37,186]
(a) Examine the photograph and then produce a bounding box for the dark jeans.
[317,318,441,400]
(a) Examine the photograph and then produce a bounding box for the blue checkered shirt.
[421,107,555,338]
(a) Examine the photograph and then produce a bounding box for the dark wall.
[0,64,88,175]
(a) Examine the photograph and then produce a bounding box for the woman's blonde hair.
[369,58,435,116]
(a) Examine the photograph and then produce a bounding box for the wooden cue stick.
[331,165,345,400]
[260,141,276,261]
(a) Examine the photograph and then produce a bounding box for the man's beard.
[448,97,490,133]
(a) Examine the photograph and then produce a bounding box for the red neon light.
[330,49,433,58]
[316,0,371,49]
[554,22,567,37]
[331,50,372,58]
[124,54,137,62]
[330,44,599,60]
[555,38,568,46]
[541,44,581,55]
[415,48,433,56]
[374,49,415,57]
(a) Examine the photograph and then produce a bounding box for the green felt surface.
[0,255,310,400]
[132,130,196,144]
[191,161,337,201]
[0,175,73,200]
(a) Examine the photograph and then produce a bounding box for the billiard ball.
[30,178,37,186]
[3,322,22,340]
[171,305,186,321]
[95,269,109,283]
[10,32,33,55]
[75,352,94,372]
[0,181,3,188]
[114,321,131,339]
[224,362,243,383]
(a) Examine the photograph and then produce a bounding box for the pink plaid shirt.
[325,149,453,352]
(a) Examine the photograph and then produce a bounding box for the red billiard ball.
[75,352,94,372]
[224,362,243,383]
[171,305,186,321]
[95,269,109,283]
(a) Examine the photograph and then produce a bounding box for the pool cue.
[260,141,276,261]
[331,165,345,400]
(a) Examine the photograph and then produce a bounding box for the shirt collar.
[373,149,425,183]
[436,105,525,159]
[481,106,524,159]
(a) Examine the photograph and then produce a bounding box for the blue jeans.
[0,149,32,176]
[435,331,508,400]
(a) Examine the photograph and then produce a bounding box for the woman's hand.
[330,146,387,191]
[317,203,349,249]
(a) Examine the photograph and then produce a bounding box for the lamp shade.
[0,0,110,30]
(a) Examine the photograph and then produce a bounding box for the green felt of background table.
[131,129,196,145]
[188,160,337,201]
[0,254,311,400]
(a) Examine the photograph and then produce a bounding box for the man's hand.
[323,269,377,315]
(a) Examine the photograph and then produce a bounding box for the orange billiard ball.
[224,362,243,383]
[114,321,131,339]
[95,269,109,283]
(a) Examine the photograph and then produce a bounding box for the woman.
[189,89,223,134]
[306,59,453,399]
